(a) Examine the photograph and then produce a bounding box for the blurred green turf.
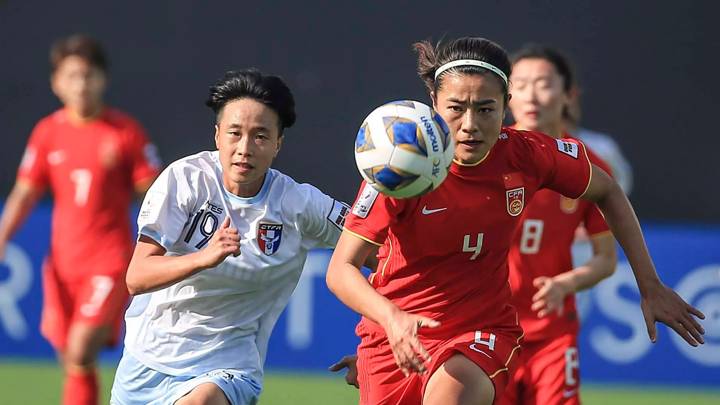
[0,361,718,404]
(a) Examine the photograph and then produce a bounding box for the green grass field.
[0,361,718,404]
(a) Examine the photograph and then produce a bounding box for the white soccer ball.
[354,100,454,198]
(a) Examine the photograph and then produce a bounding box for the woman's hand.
[641,281,705,346]
[531,276,570,318]
[196,217,241,269]
[329,354,359,388]
[382,309,440,376]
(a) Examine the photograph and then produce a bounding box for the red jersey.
[17,108,160,280]
[507,139,612,342]
[345,128,592,338]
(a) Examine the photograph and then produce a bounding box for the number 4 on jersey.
[469,330,497,354]
[463,233,484,260]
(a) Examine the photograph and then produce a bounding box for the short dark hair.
[50,34,108,73]
[510,44,575,92]
[206,69,296,131]
[413,37,511,105]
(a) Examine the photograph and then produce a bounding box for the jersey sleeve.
[124,119,161,186]
[16,121,50,189]
[343,182,402,246]
[137,165,194,250]
[521,133,593,199]
[583,204,610,237]
[295,183,349,248]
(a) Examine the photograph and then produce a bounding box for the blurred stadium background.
[1,0,718,403]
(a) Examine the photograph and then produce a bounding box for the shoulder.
[103,107,142,127]
[500,127,561,162]
[102,108,148,138]
[146,152,220,207]
[30,109,65,137]
[271,169,323,197]
[503,127,558,147]
[269,169,333,211]
[160,151,218,185]
[166,150,217,174]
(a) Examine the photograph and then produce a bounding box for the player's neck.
[224,174,266,198]
[66,105,104,125]
[531,122,564,139]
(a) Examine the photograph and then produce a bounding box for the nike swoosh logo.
[563,389,577,398]
[422,206,447,215]
[47,150,66,165]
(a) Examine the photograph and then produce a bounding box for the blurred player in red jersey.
[326,37,705,405]
[499,45,617,405]
[0,35,160,405]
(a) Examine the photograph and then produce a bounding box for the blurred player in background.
[0,34,160,405]
[565,88,633,194]
[326,36,704,405]
[501,44,617,405]
[110,69,352,405]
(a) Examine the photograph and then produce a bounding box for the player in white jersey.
[571,127,633,194]
[110,70,349,405]
[565,83,633,194]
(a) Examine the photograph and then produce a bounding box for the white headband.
[434,59,508,86]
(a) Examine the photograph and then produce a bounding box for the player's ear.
[214,124,220,149]
[50,73,61,99]
[430,91,438,111]
[274,133,283,158]
[568,84,579,104]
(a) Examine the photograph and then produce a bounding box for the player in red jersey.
[326,37,705,405]
[0,35,160,405]
[499,45,618,405]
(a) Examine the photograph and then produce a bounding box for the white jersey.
[123,151,348,382]
[573,127,633,194]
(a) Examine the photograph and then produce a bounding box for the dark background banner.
[1,1,717,221]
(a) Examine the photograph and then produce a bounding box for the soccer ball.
[354,100,454,198]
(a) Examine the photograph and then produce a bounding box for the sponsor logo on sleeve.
[327,200,350,230]
[352,183,379,219]
[506,187,525,216]
[258,223,283,255]
[556,139,579,159]
[139,190,165,220]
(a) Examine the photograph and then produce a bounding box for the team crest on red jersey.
[257,223,283,255]
[506,187,525,217]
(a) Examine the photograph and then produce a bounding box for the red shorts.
[357,327,523,405]
[40,257,129,351]
[499,333,580,405]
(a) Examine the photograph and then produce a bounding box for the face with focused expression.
[214,98,283,197]
[432,73,506,165]
[51,55,106,119]
[509,58,569,137]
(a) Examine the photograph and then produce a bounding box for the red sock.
[63,368,98,405]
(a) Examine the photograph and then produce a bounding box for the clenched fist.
[196,217,241,269]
